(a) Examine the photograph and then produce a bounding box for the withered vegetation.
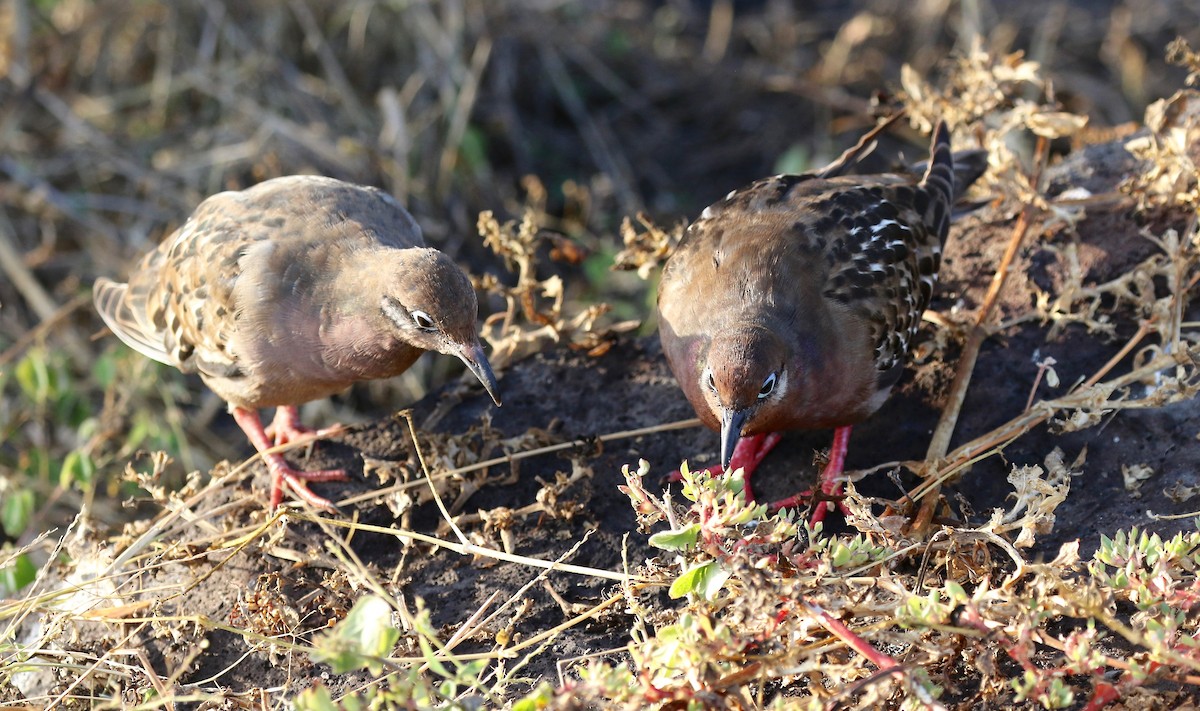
[3,2,1200,709]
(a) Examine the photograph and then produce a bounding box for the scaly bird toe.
[264,406,344,446]
[806,425,853,526]
[266,455,348,512]
[233,407,348,511]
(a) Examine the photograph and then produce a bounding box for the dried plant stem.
[492,592,625,659]
[300,514,641,583]
[0,211,92,364]
[1023,357,1057,412]
[437,37,492,197]
[920,206,1035,465]
[45,620,151,709]
[466,538,595,654]
[1033,630,1200,686]
[0,292,91,368]
[907,320,1162,506]
[818,110,907,178]
[403,411,470,547]
[537,42,639,213]
[134,649,175,711]
[337,417,702,508]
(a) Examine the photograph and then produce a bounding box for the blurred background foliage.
[1,0,1197,590]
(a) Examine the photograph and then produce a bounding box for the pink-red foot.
[671,427,853,527]
[263,406,344,444]
[723,432,782,504]
[806,425,852,526]
[669,433,781,484]
[232,406,348,512]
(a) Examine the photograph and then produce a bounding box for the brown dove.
[658,121,986,521]
[94,175,500,511]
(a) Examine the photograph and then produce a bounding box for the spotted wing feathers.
[686,121,969,380]
[823,121,957,376]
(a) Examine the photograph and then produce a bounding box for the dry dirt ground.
[8,118,1200,708]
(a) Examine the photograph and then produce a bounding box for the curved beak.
[719,407,750,470]
[456,341,502,406]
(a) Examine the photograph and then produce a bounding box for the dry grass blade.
[338,417,701,508]
[299,514,640,584]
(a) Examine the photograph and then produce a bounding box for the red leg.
[668,433,780,495]
[669,433,781,503]
[724,433,782,504]
[673,429,852,523]
[231,407,347,512]
[807,425,852,525]
[263,406,343,444]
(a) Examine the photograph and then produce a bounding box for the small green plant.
[310,594,400,675]
[303,594,499,709]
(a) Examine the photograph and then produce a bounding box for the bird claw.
[801,487,851,526]
[265,406,343,446]
[765,490,815,513]
[804,426,853,526]
[269,459,349,512]
[231,406,349,512]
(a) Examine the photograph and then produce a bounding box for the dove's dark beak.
[457,341,501,406]
[720,407,749,470]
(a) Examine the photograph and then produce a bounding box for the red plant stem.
[1080,681,1121,711]
[806,600,903,675]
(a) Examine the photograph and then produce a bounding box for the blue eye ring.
[411,310,436,331]
[758,372,777,398]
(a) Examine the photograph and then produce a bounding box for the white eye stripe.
[381,298,438,332]
[381,297,408,328]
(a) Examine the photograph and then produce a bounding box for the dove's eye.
[411,310,436,331]
[758,372,777,399]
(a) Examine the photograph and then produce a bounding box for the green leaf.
[2,489,35,538]
[773,142,811,175]
[0,553,38,595]
[668,560,731,600]
[418,633,453,679]
[310,594,399,675]
[15,351,50,404]
[91,351,118,388]
[649,523,700,551]
[293,685,338,711]
[60,450,95,488]
[512,682,556,711]
[831,541,854,568]
[459,125,489,174]
[583,249,617,288]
